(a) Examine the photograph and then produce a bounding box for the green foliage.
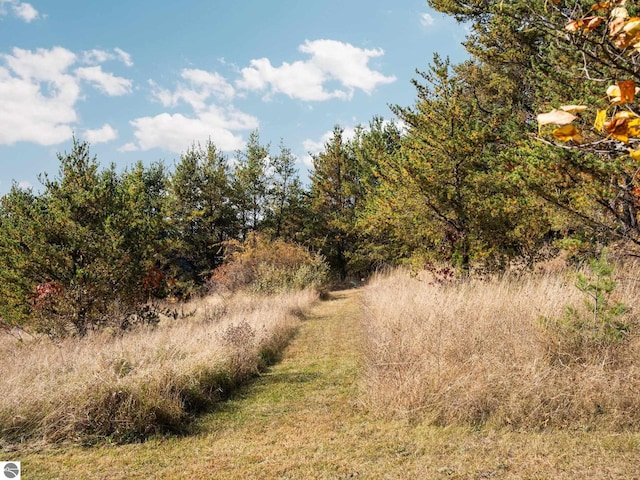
[0,140,168,337]
[167,140,236,295]
[308,126,364,278]
[541,250,634,366]
[232,130,270,237]
[427,0,640,249]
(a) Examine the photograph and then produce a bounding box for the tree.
[309,126,362,278]
[263,140,306,241]
[388,55,553,271]
[167,140,235,292]
[232,130,270,238]
[0,140,170,336]
[428,0,640,252]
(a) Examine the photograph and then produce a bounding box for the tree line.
[2,0,639,336]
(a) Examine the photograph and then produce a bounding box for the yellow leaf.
[594,109,608,131]
[591,2,611,11]
[629,149,640,160]
[566,19,584,32]
[613,110,638,119]
[623,17,640,34]
[560,105,588,113]
[627,118,640,137]
[552,125,583,142]
[566,16,603,32]
[610,16,627,36]
[605,117,629,142]
[537,109,577,126]
[607,84,621,96]
[611,6,629,20]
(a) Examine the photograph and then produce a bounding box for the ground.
[6,290,640,479]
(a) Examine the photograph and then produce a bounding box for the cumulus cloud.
[126,68,253,153]
[0,0,40,22]
[0,46,133,146]
[420,13,435,28]
[84,124,118,144]
[128,106,258,153]
[0,47,79,145]
[237,39,396,101]
[75,66,132,96]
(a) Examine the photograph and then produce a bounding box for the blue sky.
[0,0,468,194]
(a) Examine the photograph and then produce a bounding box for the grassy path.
[11,289,640,479]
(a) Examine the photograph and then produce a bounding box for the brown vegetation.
[0,289,317,445]
[360,266,640,429]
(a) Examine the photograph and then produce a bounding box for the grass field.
[0,289,317,445]
[5,287,640,479]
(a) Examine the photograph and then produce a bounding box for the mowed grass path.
[12,289,640,479]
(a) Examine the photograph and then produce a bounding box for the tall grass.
[360,266,640,430]
[0,289,317,445]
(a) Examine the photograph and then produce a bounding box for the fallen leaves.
[552,125,583,142]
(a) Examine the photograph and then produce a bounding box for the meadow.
[0,289,318,445]
[360,263,640,430]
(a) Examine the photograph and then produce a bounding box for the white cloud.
[129,68,251,153]
[82,48,134,67]
[420,13,435,28]
[75,66,132,96]
[151,68,235,110]
[128,105,258,153]
[299,40,396,95]
[118,142,138,153]
[114,48,133,67]
[0,1,39,22]
[0,47,79,145]
[18,180,32,189]
[238,57,345,101]
[0,46,133,146]
[84,124,118,144]
[237,39,396,101]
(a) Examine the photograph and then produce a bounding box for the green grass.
[6,289,640,479]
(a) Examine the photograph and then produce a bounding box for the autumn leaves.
[538,1,640,159]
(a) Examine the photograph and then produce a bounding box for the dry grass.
[0,289,318,445]
[360,266,640,430]
[11,289,640,479]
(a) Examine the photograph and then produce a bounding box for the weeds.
[0,289,317,445]
[360,266,640,430]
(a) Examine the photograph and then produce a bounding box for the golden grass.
[0,289,318,445]
[360,267,640,429]
[10,289,640,479]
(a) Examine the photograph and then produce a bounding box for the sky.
[0,0,469,195]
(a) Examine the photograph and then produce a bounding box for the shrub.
[210,233,329,294]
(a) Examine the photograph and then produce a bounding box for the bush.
[210,233,329,294]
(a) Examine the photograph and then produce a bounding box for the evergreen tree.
[264,140,305,241]
[232,130,270,238]
[309,126,362,278]
[168,140,235,291]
